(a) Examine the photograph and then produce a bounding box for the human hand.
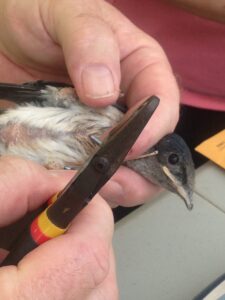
[0,157,117,300]
[0,0,179,206]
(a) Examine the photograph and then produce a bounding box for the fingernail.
[82,64,115,98]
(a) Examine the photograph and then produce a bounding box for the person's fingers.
[0,0,180,209]
[2,0,179,153]
[50,0,179,154]
[0,156,74,226]
[120,38,180,157]
[88,2,179,154]
[100,166,160,207]
[41,0,121,106]
[0,196,115,300]
[40,0,179,206]
[42,0,179,137]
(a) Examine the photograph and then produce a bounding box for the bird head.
[126,134,195,210]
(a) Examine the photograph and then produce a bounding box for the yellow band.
[38,209,67,239]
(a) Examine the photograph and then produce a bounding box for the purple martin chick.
[0,81,195,209]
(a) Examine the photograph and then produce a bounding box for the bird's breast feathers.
[0,103,123,169]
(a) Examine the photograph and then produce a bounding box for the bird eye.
[168,153,179,165]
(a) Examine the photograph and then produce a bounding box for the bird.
[0,80,195,210]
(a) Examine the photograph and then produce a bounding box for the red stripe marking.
[30,218,50,245]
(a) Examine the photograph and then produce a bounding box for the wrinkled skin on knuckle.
[44,0,104,40]
[0,0,45,61]
[73,238,110,289]
[15,239,110,299]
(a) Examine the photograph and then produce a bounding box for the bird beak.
[162,166,193,210]
[175,184,193,210]
[184,195,193,211]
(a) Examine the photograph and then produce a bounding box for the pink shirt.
[110,0,225,111]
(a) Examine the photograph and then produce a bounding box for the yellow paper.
[195,129,225,169]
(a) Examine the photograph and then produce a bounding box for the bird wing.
[0,81,75,107]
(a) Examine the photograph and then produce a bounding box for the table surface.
[113,162,225,300]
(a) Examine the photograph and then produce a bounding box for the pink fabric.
[110,0,225,111]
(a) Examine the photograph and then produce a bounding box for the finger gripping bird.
[0,81,195,209]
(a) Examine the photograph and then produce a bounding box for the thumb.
[0,196,115,300]
[43,0,121,107]
[0,156,74,227]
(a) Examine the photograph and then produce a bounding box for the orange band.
[47,193,58,206]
